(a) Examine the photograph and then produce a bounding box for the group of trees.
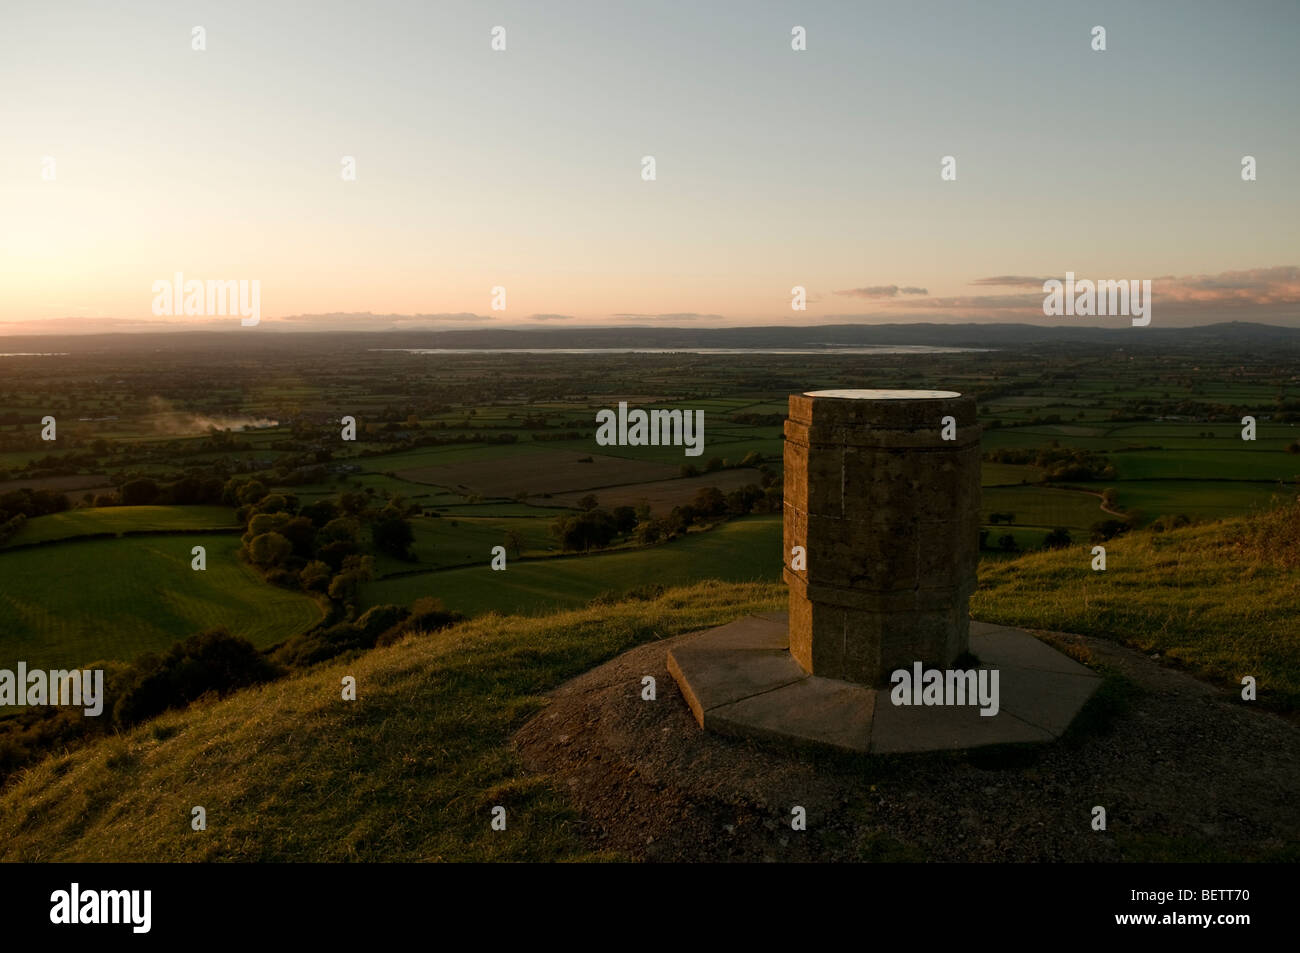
[550,479,780,554]
[678,449,766,479]
[115,473,227,507]
[983,445,1117,482]
[0,487,69,543]
[229,479,417,613]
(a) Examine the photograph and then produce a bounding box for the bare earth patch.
[514,625,1299,862]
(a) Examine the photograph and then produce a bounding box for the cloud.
[969,275,1053,288]
[834,285,902,298]
[1155,266,1300,307]
[833,285,929,298]
[846,266,1300,324]
[525,313,572,321]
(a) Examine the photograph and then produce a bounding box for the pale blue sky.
[1,0,1296,329]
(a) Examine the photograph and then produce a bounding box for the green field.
[1,505,238,548]
[981,485,1105,530]
[361,515,782,616]
[370,515,563,576]
[1106,480,1293,522]
[0,534,324,669]
[1110,449,1300,481]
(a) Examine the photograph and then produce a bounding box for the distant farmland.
[544,467,764,514]
[397,449,677,497]
[360,515,782,617]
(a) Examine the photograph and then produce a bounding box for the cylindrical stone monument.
[784,389,981,686]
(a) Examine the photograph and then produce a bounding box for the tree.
[1042,527,1072,549]
[504,528,525,558]
[577,494,599,512]
[120,477,159,506]
[372,512,415,559]
[553,510,617,552]
[247,531,292,569]
[1090,519,1128,542]
[997,533,1019,552]
[692,486,727,518]
[327,554,374,606]
[299,560,333,593]
[611,506,637,535]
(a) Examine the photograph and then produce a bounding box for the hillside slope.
[0,582,784,861]
[972,498,1300,710]
[1,502,1296,861]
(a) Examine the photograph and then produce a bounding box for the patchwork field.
[543,468,765,513]
[0,534,324,669]
[369,515,562,576]
[361,515,782,616]
[397,449,678,497]
[1,505,238,548]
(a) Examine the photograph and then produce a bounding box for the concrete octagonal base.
[667,614,1102,754]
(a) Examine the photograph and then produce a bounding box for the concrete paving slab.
[973,628,1098,677]
[667,644,806,726]
[675,614,788,654]
[870,699,1052,753]
[994,665,1104,736]
[668,614,1102,754]
[709,676,875,753]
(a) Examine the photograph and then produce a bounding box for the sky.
[1,0,1298,332]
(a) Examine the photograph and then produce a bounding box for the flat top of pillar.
[803,389,962,400]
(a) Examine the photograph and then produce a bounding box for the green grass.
[1111,449,1300,481]
[1,505,238,548]
[981,485,1104,530]
[973,502,1300,710]
[361,515,782,616]
[0,580,785,861]
[981,463,1043,486]
[1,500,1298,861]
[0,534,324,669]
[1105,480,1293,523]
[370,516,562,576]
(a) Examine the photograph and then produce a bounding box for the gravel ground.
[514,624,1300,862]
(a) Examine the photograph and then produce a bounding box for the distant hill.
[6,321,1300,355]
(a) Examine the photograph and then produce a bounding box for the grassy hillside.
[1,503,1295,861]
[0,534,324,669]
[0,581,784,861]
[973,499,1300,710]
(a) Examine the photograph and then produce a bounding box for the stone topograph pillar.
[783,389,981,686]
